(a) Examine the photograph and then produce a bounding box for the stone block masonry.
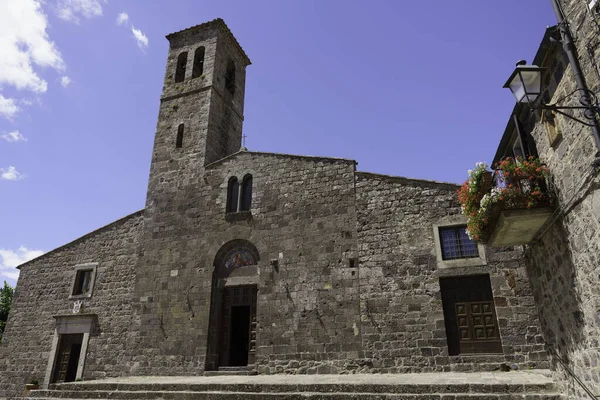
[133,151,362,376]
[355,172,548,373]
[506,1,600,396]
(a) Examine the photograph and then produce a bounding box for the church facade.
[0,19,552,398]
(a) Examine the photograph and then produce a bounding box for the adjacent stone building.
[492,1,600,397]
[2,14,592,399]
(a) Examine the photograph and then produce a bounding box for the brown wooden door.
[52,334,83,383]
[440,275,503,355]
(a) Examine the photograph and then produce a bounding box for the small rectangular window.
[439,226,479,260]
[72,269,92,296]
[542,109,562,147]
[511,129,526,159]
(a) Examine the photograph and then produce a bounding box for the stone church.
[1,13,598,399]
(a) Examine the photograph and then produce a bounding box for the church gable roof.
[16,210,144,270]
[356,171,460,191]
[204,149,357,169]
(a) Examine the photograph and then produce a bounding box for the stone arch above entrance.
[213,239,260,280]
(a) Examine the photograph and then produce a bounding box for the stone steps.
[28,393,566,400]
[26,371,566,400]
[203,365,257,376]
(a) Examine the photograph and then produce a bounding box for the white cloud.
[56,0,105,24]
[0,166,25,181]
[0,0,65,120]
[117,12,148,52]
[131,26,149,51]
[60,76,72,87]
[0,246,45,284]
[0,95,19,119]
[1,131,27,143]
[116,12,129,26]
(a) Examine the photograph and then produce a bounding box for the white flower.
[480,194,489,207]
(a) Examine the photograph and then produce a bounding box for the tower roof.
[166,18,251,65]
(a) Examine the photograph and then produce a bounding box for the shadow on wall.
[525,218,588,387]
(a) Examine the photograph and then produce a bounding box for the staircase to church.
[203,365,258,376]
[26,371,565,400]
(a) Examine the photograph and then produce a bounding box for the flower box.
[458,157,554,247]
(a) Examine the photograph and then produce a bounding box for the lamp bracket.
[537,89,600,127]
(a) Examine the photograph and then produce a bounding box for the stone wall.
[0,211,143,398]
[0,157,553,397]
[355,172,548,372]
[514,0,600,396]
[132,151,362,375]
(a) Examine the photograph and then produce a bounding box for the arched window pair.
[174,47,205,83]
[226,174,252,213]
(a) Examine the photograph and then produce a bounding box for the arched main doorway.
[205,240,259,371]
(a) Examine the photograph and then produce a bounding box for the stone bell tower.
[133,20,251,370]
[145,18,251,212]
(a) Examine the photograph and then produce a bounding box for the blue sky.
[0,0,556,285]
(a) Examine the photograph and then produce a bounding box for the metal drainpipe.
[551,0,600,152]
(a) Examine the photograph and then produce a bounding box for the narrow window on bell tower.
[175,52,188,83]
[225,59,236,95]
[176,124,184,148]
[192,47,205,79]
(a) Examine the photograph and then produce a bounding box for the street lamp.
[502,0,600,151]
[503,61,544,104]
[503,60,600,128]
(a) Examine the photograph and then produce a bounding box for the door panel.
[440,275,503,355]
[52,334,83,383]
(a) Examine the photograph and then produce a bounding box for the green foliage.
[29,379,39,386]
[0,281,14,341]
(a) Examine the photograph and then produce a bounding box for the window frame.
[542,109,562,147]
[433,222,486,269]
[510,129,526,159]
[439,226,479,260]
[69,263,98,299]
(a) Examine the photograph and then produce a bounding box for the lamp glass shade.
[504,65,544,104]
